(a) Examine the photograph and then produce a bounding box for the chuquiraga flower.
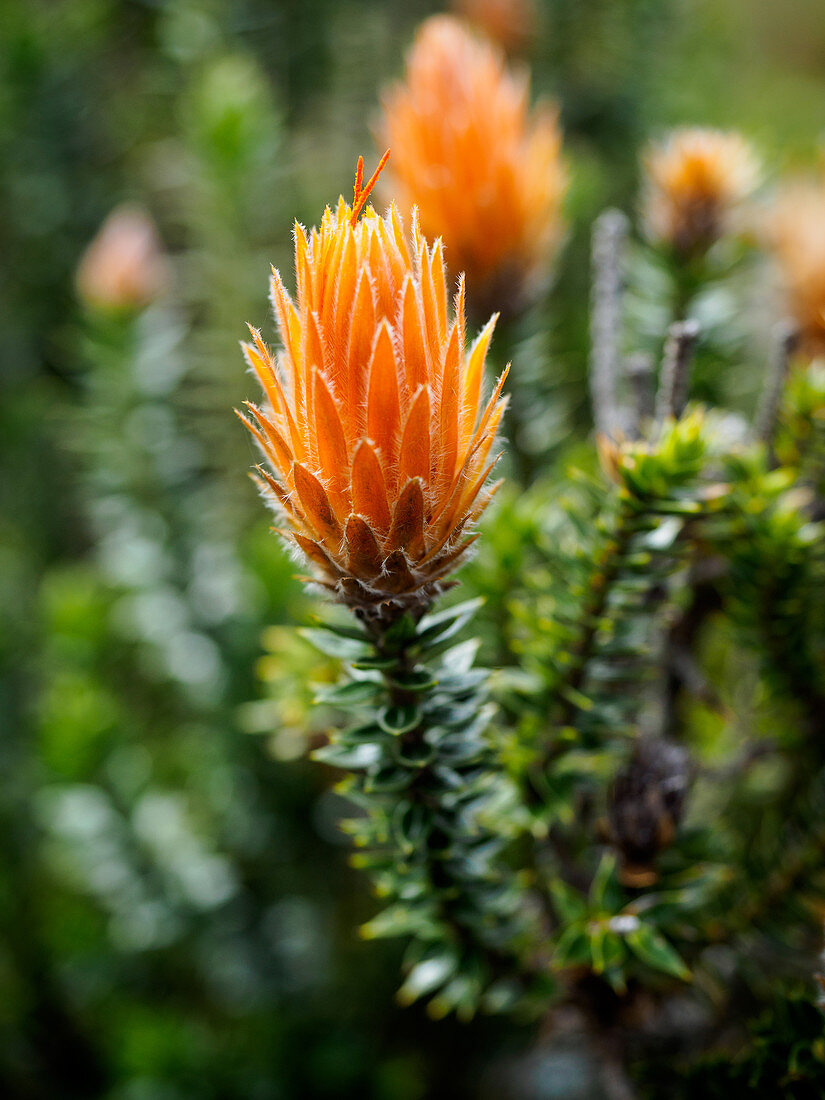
[769,173,825,356]
[642,128,760,258]
[238,154,508,621]
[378,15,566,317]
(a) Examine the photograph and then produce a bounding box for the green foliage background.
[2,0,825,1096]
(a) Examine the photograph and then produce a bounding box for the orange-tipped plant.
[233,154,825,1039]
[378,15,566,316]
[236,159,525,1013]
[769,173,825,357]
[642,127,759,257]
[237,153,508,621]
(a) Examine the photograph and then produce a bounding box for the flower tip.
[350,149,392,227]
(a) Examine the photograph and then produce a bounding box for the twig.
[655,319,700,428]
[753,320,799,448]
[623,352,655,438]
[590,209,629,437]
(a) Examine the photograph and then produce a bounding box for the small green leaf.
[589,852,618,910]
[559,685,593,711]
[625,924,691,981]
[481,979,525,1015]
[381,612,419,645]
[428,974,481,1021]
[417,598,483,647]
[435,669,487,693]
[589,924,607,974]
[312,741,382,769]
[439,638,480,675]
[315,679,380,705]
[388,668,438,692]
[418,597,483,635]
[352,654,397,670]
[378,704,422,735]
[360,905,430,940]
[392,801,429,850]
[641,516,683,551]
[342,722,386,743]
[554,925,590,968]
[600,931,627,974]
[395,738,435,768]
[365,766,411,793]
[548,877,587,923]
[651,499,702,515]
[553,750,618,779]
[308,615,370,641]
[397,954,457,1005]
[299,627,368,660]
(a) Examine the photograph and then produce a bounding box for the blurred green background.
[2,0,825,1096]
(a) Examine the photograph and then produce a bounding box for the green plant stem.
[319,600,533,1013]
[527,498,637,802]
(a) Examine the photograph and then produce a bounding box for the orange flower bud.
[642,128,759,257]
[378,16,566,317]
[769,173,825,357]
[76,205,169,312]
[238,155,508,619]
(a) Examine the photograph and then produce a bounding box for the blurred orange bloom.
[642,128,759,257]
[76,205,169,312]
[378,15,566,316]
[452,0,538,54]
[238,155,508,619]
[770,174,825,356]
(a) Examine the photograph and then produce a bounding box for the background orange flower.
[642,127,759,256]
[770,174,825,356]
[378,15,566,317]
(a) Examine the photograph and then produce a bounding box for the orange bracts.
[238,155,508,618]
[642,128,759,257]
[378,16,566,317]
[770,175,825,357]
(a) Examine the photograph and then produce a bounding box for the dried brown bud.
[608,738,693,887]
[76,205,169,313]
[642,128,759,257]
